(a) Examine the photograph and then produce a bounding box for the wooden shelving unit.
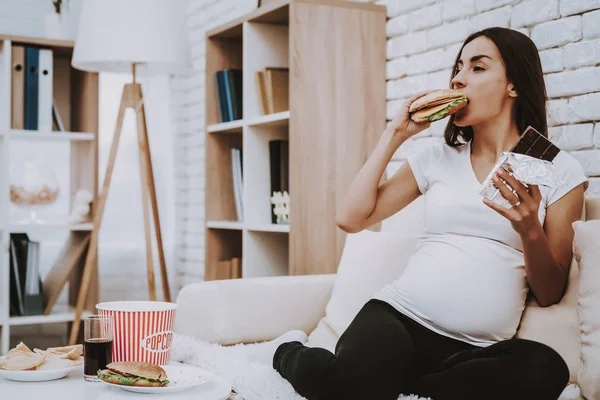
[204,0,386,280]
[0,35,98,354]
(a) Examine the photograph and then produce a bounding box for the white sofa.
[175,195,600,399]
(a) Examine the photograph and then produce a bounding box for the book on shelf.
[269,139,289,223]
[11,45,25,130]
[53,55,71,131]
[216,69,243,123]
[231,257,241,279]
[24,46,38,130]
[38,49,54,131]
[255,70,268,115]
[231,147,244,222]
[9,236,24,316]
[207,257,242,280]
[255,67,289,115]
[9,233,45,317]
[52,99,66,132]
[11,45,59,132]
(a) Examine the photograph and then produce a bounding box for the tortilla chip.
[33,348,46,357]
[44,344,83,360]
[0,349,46,371]
[10,342,33,355]
[35,356,83,370]
[2,342,84,371]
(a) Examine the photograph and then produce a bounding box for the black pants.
[273,299,569,400]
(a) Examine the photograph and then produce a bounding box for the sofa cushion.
[306,318,339,353]
[306,230,418,351]
[515,257,580,383]
[508,199,591,384]
[573,219,600,400]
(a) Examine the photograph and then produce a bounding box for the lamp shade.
[72,0,191,75]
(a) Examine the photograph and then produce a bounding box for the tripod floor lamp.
[68,0,190,344]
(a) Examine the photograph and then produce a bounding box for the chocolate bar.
[477,126,562,209]
[509,126,560,162]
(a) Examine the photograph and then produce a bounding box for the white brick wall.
[172,0,600,286]
[530,15,582,50]
[563,38,600,68]
[511,0,558,29]
[443,0,477,22]
[560,0,600,17]
[583,9,600,38]
[469,5,512,31]
[474,0,520,13]
[546,68,600,97]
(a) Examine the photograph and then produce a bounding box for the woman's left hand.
[483,167,543,238]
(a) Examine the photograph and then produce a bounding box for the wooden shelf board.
[206,221,244,230]
[8,305,92,326]
[206,0,288,38]
[0,34,74,49]
[247,111,290,128]
[8,222,94,233]
[9,130,95,141]
[207,22,243,39]
[248,2,289,24]
[206,119,244,134]
[204,0,384,38]
[296,0,385,12]
[246,223,290,233]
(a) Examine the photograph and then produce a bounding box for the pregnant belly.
[392,246,529,340]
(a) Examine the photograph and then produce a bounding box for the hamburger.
[97,361,169,387]
[409,89,468,123]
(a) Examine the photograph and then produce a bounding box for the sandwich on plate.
[98,361,169,387]
[409,89,468,123]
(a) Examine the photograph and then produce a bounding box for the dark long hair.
[444,27,548,147]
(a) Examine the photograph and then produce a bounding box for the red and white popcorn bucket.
[96,301,178,366]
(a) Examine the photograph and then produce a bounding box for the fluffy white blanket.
[170,333,581,400]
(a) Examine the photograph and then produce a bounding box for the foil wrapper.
[478,152,563,209]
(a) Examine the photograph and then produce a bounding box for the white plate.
[100,364,231,395]
[0,356,82,382]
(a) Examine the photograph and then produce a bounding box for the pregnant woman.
[272,27,589,400]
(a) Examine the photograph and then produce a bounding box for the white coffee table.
[0,366,234,400]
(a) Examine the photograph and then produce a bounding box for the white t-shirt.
[372,139,589,347]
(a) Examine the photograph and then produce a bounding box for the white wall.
[171,0,600,287]
[0,0,81,39]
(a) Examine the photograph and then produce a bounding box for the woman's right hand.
[387,90,437,140]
